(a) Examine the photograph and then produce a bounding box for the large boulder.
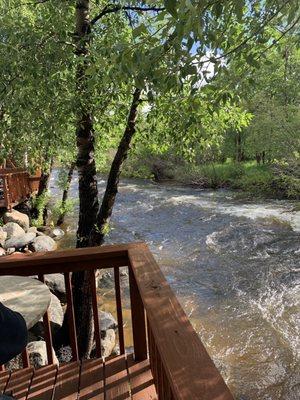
[0,248,6,256]
[3,210,30,231]
[44,273,66,301]
[2,222,25,240]
[99,311,117,333]
[27,341,58,368]
[31,235,57,252]
[4,232,36,250]
[101,329,116,358]
[30,293,64,337]
[0,227,7,247]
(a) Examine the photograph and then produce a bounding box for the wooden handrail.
[0,243,233,400]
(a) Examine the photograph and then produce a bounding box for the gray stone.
[28,226,38,234]
[4,232,36,250]
[101,329,116,358]
[99,311,117,332]
[0,227,7,247]
[27,341,58,368]
[0,248,6,256]
[97,271,114,289]
[6,247,16,255]
[31,293,64,337]
[37,226,52,235]
[50,227,65,241]
[2,222,25,239]
[44,273,66,300]
[31,235,57,252]
[3,210,30,231]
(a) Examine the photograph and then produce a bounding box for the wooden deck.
[0,168,40,209]
[0,243,234,400]
[0,354,156,400]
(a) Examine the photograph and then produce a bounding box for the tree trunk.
[57,162,75,226]
[235,131,243,163]
[90,88,141,246]
[71,0,99,359]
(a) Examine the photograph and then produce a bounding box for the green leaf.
[164,0,178,18]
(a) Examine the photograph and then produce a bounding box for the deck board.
[0,354,156,400]
[4,367,34,400]
[127,354,157,400]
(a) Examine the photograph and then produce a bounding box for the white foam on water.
[166,194,300,232]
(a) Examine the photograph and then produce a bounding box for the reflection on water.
[50,171,300,400]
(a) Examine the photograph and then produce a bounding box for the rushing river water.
[50,171,300,400]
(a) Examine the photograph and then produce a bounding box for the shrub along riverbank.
[122,156,300,200]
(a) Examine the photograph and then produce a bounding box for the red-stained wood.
[4,367,34,400]
[128,243,234,400]
[129,267,147,362]
[21,349,30,369]
[127,354,157,400]
[64,273,79,362]
[114,266,125,355]
[52,362,80,400]
[38,274,54,365]
[78,359,104,400]
[0,244,130,276]
[26,364,57,400]
[105,355,130,400]
[0,370,10,393]
[90,270,102,358]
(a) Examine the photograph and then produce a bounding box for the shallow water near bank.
[50,171,300,400]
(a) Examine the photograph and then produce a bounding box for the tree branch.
[91,5,164,25]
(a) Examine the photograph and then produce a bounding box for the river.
[50,171,300,400]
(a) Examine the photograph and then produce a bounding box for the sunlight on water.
[50,171,300,399]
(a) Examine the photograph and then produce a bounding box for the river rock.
[31,235,57,252]
[28,226,38,234]
[44,273,66,300]
[31,293,64,337]
[27,341,58,368]
[99,311,117,332]
[4,232,36,250]
[0,248,6,256]
[0,227,7,247]
[2,222,25,240]
[50,227,65,241]
[3,210,30,231]
[6,247,16,255]
[101,329,116,358]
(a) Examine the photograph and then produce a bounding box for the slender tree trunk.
[90,88,141,246]
[71,0,99,359]
[57,163,75,226]
[235,131,243,163]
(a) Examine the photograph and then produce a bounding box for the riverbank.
[122,158,300,201]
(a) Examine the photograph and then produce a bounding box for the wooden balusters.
[38,274,54,364]
[114,267,125,355]
[64,272,79,361]
[129,267,147,361]
[21,349,30,368]
[89,269,102,358]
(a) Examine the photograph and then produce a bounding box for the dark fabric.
[0,303,28,365]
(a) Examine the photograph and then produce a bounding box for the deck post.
[129,266,147,361]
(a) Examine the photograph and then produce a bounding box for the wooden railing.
[0,169,33,209]
[0,243,233,400]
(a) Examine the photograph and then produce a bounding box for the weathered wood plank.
[0,243,131,276]
[52,362,80,400]
[105,355,130,400]
[27,364,57,400]
[4,367,34,400]
[0,370,10,393]
[127,354,157,400]
[128,243,234,400]
[78,359,104,400]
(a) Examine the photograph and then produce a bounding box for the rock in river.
[3,209,30,231]
[4,232,36,250]
[31,235,57,252]
[2,222,25,240]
